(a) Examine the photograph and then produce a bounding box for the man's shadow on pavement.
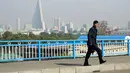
[55,63,83,66]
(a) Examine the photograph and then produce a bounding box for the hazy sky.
[0,0,130,30]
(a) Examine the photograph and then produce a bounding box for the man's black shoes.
[83,60,106,66]
[100,60,106,64]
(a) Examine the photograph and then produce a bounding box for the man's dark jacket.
[87,26,97,46]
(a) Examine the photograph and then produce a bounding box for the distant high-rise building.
[66,22,74,33]
[83,24,88,32]
[53,26,59,31]
[60,21,65,31]
[0,24,12,31]
[69,22,74,29]
[0,24,5,30]
[32,0,46,31]
[7,25,12,31]
[62,26,68,33]
[17,18,20,31]
[24,24,32,30]
[46,28,51,34]
[61,21,65,26]
[128,21,130,29]
[58,18,61,31]
[53,17,61,31]
[52,17,55,26]
[0,25,3,32]
[53,17,57,26]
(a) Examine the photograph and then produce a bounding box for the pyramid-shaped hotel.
[32,0,46,31]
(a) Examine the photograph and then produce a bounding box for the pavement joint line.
[2,62,130,73]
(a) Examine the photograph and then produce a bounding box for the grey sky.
[0,0,130,30]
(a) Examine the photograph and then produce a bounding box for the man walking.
[84,20,106,66]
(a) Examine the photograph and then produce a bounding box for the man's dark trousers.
[84,44,103,65]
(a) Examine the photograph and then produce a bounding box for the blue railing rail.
[78,35,126,40]
[0,39,129,62]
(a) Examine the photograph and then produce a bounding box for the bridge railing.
[0,39,129,62]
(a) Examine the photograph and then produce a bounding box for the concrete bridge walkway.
[100,69,130,73]
[0,56,130,73]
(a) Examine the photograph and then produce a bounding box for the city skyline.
[0,0,130,30]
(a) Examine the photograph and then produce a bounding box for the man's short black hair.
[93,20,99,25]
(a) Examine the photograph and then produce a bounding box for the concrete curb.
[2,62,130,73]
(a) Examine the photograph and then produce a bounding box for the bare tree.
[98,20,108,35]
